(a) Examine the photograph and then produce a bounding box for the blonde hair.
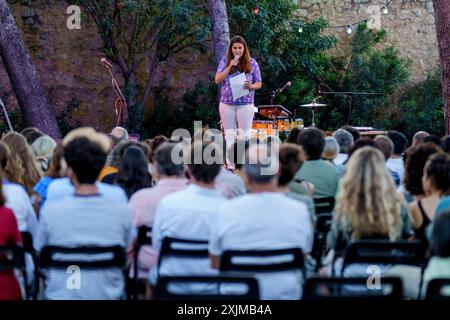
[2,132,42,194]
[335,146,402,240]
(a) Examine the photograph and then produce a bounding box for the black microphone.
[279,81,292,93]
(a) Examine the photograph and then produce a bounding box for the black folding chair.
[313,197,335,215]
[339,240,428,298]
[20,231,39,300]
[157,237,209,279]
[0,245,30,299]
[39,245,127,298]
[302,276,403,300]
[154,276,260,300]
[425,278,450,300]
[220,248,304,277]
[312,213,333,270]
[130,226,152,300]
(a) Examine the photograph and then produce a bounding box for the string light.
[383,6,389,14]
[298,26,303,33]
[347,25,353,34]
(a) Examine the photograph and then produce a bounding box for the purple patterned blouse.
[217,57,262,105]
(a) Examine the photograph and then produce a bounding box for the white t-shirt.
[387,158,405,185]
[36,194,134,300]
[209,192,314,300]
[151,184,226,283]
[333,153,348,166]
[45,177,128,205]
[3,182,38,238]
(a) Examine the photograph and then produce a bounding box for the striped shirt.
[36,194,134,300]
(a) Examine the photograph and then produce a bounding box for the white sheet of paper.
[229,72,249,101]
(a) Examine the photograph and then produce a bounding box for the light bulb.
[383,7,388,14]
[347,25,353,34]
[298,27,303,33]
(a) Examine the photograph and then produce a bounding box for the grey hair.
[243,145,279,184]
[154,142,185,177]
[332,129,354,154]
[110,126,129,145]
[323,137,340,160]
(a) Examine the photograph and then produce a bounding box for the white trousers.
[219,102,255,148]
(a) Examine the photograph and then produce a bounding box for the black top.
[415,199,431,241]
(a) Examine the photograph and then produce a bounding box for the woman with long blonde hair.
[2,132,42,195]
[328,146,412,253]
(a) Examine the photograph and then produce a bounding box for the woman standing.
[215,36,262,149]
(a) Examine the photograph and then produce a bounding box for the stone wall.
[298,0,439,81]
[0,0,213,133]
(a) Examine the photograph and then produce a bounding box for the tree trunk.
[433,0,450,135]
[207,0,230,66]
[0,0,61,138]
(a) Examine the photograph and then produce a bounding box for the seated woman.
[325,146,413,273]
[0,174,23,300]
[422,211,450,298]
[409,153,449,242]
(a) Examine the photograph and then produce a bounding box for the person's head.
[336,147,402,240]
[422,153,450,195]
[404,142,442,196]
[227,36,251,74]
[387,130,408,156]
[153,142,185,179]
[64,136,108,186]
[412,131,429,147]
[286,128,302,144]
[322,137,340,161]
[148,135,168,163]
[346,137,377,162]
[1,132,42,194]
[116,146,152,198]
[278,143,304,187]
[20,127,44,145]
[423,135,443,149]
[110,126,129,147]
[31,135,57,172]
[186,141,222,185]
[341,125,360,142]
[374,135,394,161]
[46,145,66,179]
[441,136,450,154]
[430,211,450,257]
[243,144,279,189]
[297,128,325,160]
[332,128,354,154]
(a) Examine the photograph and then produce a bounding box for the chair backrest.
[154,276,260,300]
[137,226,152,246]
[0,245,26,272]
[425,278,450,300]
[341,240,427,274]
[313,197,335,214]
[0,245,30,299]
[157,237,209,275]
[220,248,304,273]
[303,277,403,300]
[39,245,127,269]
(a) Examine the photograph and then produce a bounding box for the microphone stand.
[0,98,14,133]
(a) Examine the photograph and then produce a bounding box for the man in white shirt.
[387,130,408,186]
[149,141,226,296]
[209,144,314,300]
[332,128,354,166]
[37,132,134,300]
